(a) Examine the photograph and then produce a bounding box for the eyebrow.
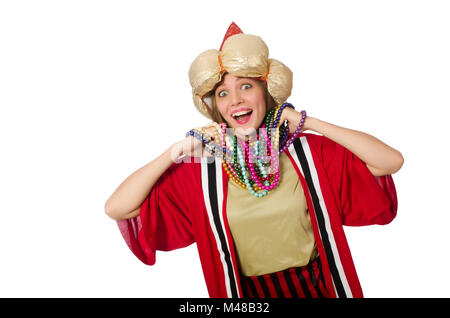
[215,85,225,92]
[215,78,255,92]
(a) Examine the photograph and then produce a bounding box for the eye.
[217,90,228,98]
[241,83,252,90]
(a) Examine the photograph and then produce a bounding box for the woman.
[105,23,403,298]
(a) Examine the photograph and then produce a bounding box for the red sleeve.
[117,161,195,265]
[318,135,398,226]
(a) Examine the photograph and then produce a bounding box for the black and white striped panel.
[200,157,241,298]
[287,137,353,298]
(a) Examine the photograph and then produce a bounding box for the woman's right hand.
[173,127,216,159]
[180,135,205,158]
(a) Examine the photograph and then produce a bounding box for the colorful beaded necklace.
[186,103,306,198]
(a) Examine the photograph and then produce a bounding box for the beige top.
[226,152,317,277]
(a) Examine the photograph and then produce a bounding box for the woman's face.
[214,73,266,133]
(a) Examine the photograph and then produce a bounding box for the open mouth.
[232,109,253,125]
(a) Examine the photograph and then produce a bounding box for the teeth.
[232,110,252,118]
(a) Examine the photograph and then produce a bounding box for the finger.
[203,127,215,142]
[182,137,191,156]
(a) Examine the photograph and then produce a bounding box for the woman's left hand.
[276,107,309,134]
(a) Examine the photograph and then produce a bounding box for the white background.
[0,0,449,298]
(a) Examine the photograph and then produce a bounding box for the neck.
[229,121,265,141]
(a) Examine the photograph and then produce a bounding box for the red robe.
[117,133,398,298]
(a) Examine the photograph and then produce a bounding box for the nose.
[231,90,244,106]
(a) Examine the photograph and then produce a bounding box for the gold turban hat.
[188,22,293,120]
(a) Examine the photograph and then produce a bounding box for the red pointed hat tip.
[219,22,243,51]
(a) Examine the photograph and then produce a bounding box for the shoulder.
[161,157,201,182]
[291,133,345,165]
[295,132,342,150]
[292,132,330,151]
[294,132,324,143]
[156,158,204,196]
[172,155,214,177]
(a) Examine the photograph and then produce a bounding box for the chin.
[230,122,263,138]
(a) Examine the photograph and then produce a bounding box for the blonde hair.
[208,79,277,125]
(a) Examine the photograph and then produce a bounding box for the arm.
[105,133,206,220]
[280,109,404,176]
[104,142,184,220]
[113,138,201,265]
